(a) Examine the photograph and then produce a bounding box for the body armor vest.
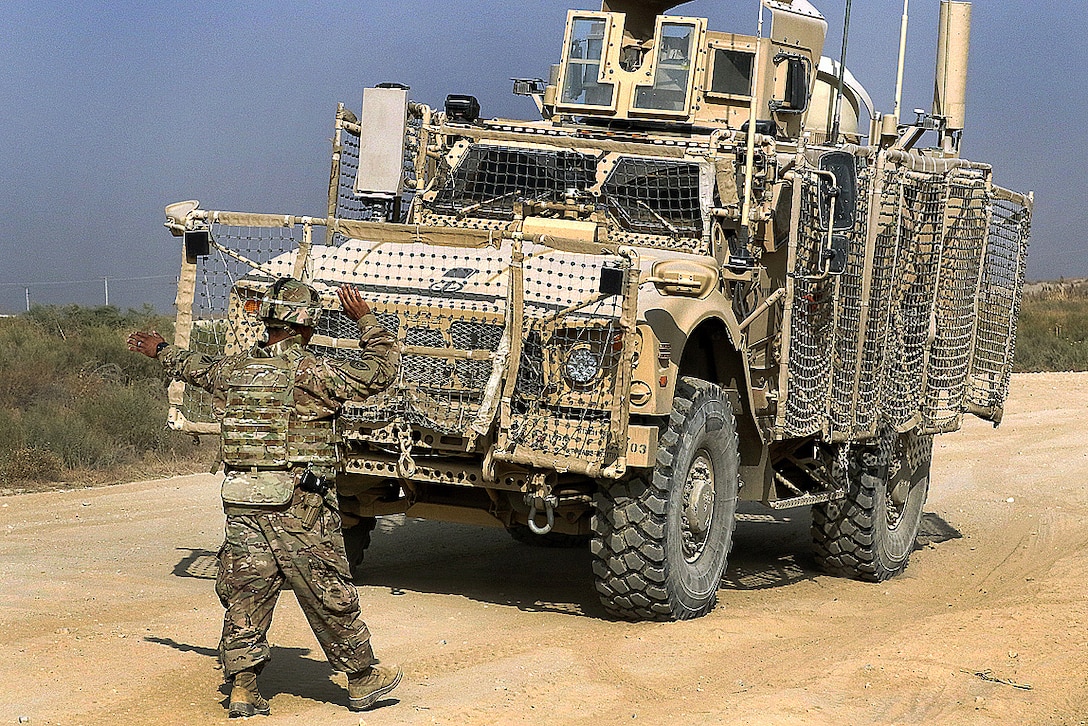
[221,347,339,473]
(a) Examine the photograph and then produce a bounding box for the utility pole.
[104,276,109,306]
[25,287,30,312]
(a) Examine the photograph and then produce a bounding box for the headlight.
[564,347,601,387]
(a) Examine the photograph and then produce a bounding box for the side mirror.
[817,151,858,232]
[803,151,859,279]
[771,53,810,115]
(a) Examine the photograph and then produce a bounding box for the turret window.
[709,49,754,98]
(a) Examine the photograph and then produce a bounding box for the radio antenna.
[829,0,853,145]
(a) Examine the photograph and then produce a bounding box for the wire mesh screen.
[306,237,510,435]
[967,192,1031,415]
[921,170,989,431]
[497,242,634,473]
[602,157,703,238]
[781,153,1030,442]
[421,143,706,253]
[179,223,304,426]
[782,176,839,437]
[428,145,598,220]
[878,170,947,430]
[338,306,506,435]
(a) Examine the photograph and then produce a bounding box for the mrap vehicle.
[163,0,1031,620]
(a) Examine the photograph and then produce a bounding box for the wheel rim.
[681,449,716,562]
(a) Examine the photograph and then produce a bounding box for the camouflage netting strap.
[779,150,1031,443]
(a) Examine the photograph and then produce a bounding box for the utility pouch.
[221,469,295,507]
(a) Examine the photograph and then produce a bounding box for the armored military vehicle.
[163,0,1031,620]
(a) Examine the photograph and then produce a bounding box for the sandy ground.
[1,372,1087,726]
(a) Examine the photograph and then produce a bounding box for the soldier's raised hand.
[127,330,167,358]
[338,285,372,322]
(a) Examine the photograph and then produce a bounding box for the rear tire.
[812,429,932,581]
[591,377,740,621]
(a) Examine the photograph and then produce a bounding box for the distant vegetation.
[1015,280,1088,372]
[0,305,211,491]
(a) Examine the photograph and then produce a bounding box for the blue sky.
[0,0,1081,312]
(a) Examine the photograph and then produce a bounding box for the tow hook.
[526,495,557,535]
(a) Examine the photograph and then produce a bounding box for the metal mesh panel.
[780,152,1030,443]
[968,194,1031,413]
[922,170,989,431]
[852,171,902,436]
[879,171,946,429]
[782,177,836,438]
[340,307,505,435]
[499,242,633,470]
[827,161,874,435]
[429,145,597,219]
[602,157,703,238]
[307,237,510,435]
[179,223,303,425]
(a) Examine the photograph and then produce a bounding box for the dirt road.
[2,373,1087,725]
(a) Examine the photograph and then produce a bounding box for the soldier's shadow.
[143,636,397,708]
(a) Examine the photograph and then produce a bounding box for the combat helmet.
[258,277,323,328]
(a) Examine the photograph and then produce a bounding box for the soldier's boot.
[347,663,403,711]
[228,670,271,718]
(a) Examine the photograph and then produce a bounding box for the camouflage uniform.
[158,313,397,677]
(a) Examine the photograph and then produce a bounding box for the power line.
[0,274,176,287]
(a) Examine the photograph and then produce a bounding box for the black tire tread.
[591,378,739,621]
[811,432,931,582]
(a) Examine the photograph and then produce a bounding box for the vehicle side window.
[709,49,754,97]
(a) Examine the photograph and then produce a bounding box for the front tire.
[591,377,740,621]
[812,429,932,581]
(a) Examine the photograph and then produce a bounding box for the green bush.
[0,305,199,483]
[1014,286,1088,372]
[0,447,64,483]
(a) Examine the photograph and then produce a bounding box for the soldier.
[128,278,402,717]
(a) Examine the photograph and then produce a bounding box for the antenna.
[893,0,910,123]
[829,0,854,145]
[740,0,764,231]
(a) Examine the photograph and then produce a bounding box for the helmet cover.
[257,278,323,327]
